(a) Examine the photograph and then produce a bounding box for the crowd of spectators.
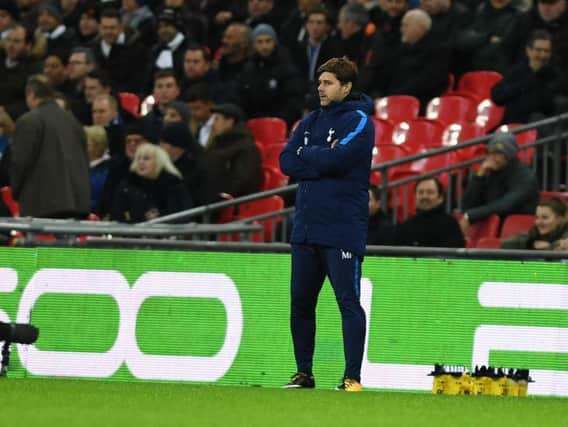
[0,0,567,224]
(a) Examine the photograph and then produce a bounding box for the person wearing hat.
[460,131,539,233]
[36,1,77,58]
[145,8,189,90]
[97,119,148,218]
[77,1,100,45]
[192,102,262,207]
[237,23,304,126]
[159,120,202,200]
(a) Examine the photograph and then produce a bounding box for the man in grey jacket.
[11,75,90,218]
[459,131,539,233]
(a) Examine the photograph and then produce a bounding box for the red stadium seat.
[475,99,505,132]
[375,95,420,123]
[408,149,457,187]
[237,195,285,242]
[388,170,421,221]
[1,186,19,217]
[475,237,502,249]
[426,95,477,126]
[457,71,503,101]
[540,191,568,204]
[372,117,395,146]
[370,144,411,185]
[261,166,288,191]
[392,118,445,151]
[260,143,284,168]
[118,92,141,118]
[442,122,486,162]
[500,214,535,239]
[497,124,537,163]
[247,117,288,146]
[456,213,500,246]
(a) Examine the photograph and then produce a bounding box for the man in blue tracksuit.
[279,57,374,392]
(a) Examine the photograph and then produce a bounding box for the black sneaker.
[282,372,315,389]
[335,377,363,392]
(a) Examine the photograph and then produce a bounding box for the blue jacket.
[280,93,375,256]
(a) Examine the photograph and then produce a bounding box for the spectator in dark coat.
[367,184,396,245]
[42,52,74,96]
[111,142,192,222]
[36,2,77,58]
[142,69,180,143]
[0,0,19,48]
[146,8,190,90]
[460,131,539,233]
[336,3,374,69]
[91,8,147,94]
[237,23,304,126]
[179,44,220,96]
[395,177,465,247]
[121,0,156,46]
[91,93,125,157]
[163,0,208,45]
[193,103,262,206]
[455,0,519,72]
[0,25,41,120]
[491,29,559,123]
[361,9,450,109]
[76,1,100,45]
[159,120,202,203]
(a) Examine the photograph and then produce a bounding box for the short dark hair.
[154,68,178,83]
[100,7,121,22]
[527,29,552,48]
[306,6,332,25]
[538,197,567,217]
[317,57,358,85]
[85,69,111,87]
[26,75,55,100]
[184,43,212,62]
[415,176,445,197]
[70,46,97,66]
[183,83,214,103]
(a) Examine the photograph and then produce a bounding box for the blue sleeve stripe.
[339,110,368,145]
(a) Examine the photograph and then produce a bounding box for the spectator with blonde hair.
[84,125,110,212]
[111,143,192,222]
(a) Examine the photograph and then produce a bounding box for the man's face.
[125,134,145,159]
[401,14,425,44]
[415,179,443,211]
[84,77,108,104]
[384,0,408,16]
[183,49,210,79]
[0,10,14,32]
[306,13,329,42]
[248,0,273,17]
[99,17,121,44]
[38,9,58,32]
[222,25,245,56]
[537,0,566,22]
[163,107,182,124]
[68,52,93,81]
[337,13,358,39]
[526,38,552,71]
[254,34,275,57]
[43,55,67,85]
[92,98,116,126]
[486,151,508,170]
[153,77,180,105]
[188,100,212,122]
[318,71,350,107]
[5,27,29,60]
[158,20,177,43]
[212,113,234,135]
[79,14,98,36]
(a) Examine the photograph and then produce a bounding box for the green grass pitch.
[1,379,566,427]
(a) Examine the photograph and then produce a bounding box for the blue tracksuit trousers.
[290,243,367,382]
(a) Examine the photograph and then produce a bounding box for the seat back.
[375,95,420,123]
[426,95,476,126]
[442,122,486,161]
[1,186,19,217]
[463,213,501,246]
[370,144,411,185]
[118,92,141,118]
[392,118,445,151]
[500,214,535,239]
[372,117,395,146]
[457,71,503,100]
[261,143,284,168]
[475,99,505,131]
[540,191,568,204]
[261,166,288,191]
[246,117,288,146]
[237,195,285,242]
[475,237,502,249]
